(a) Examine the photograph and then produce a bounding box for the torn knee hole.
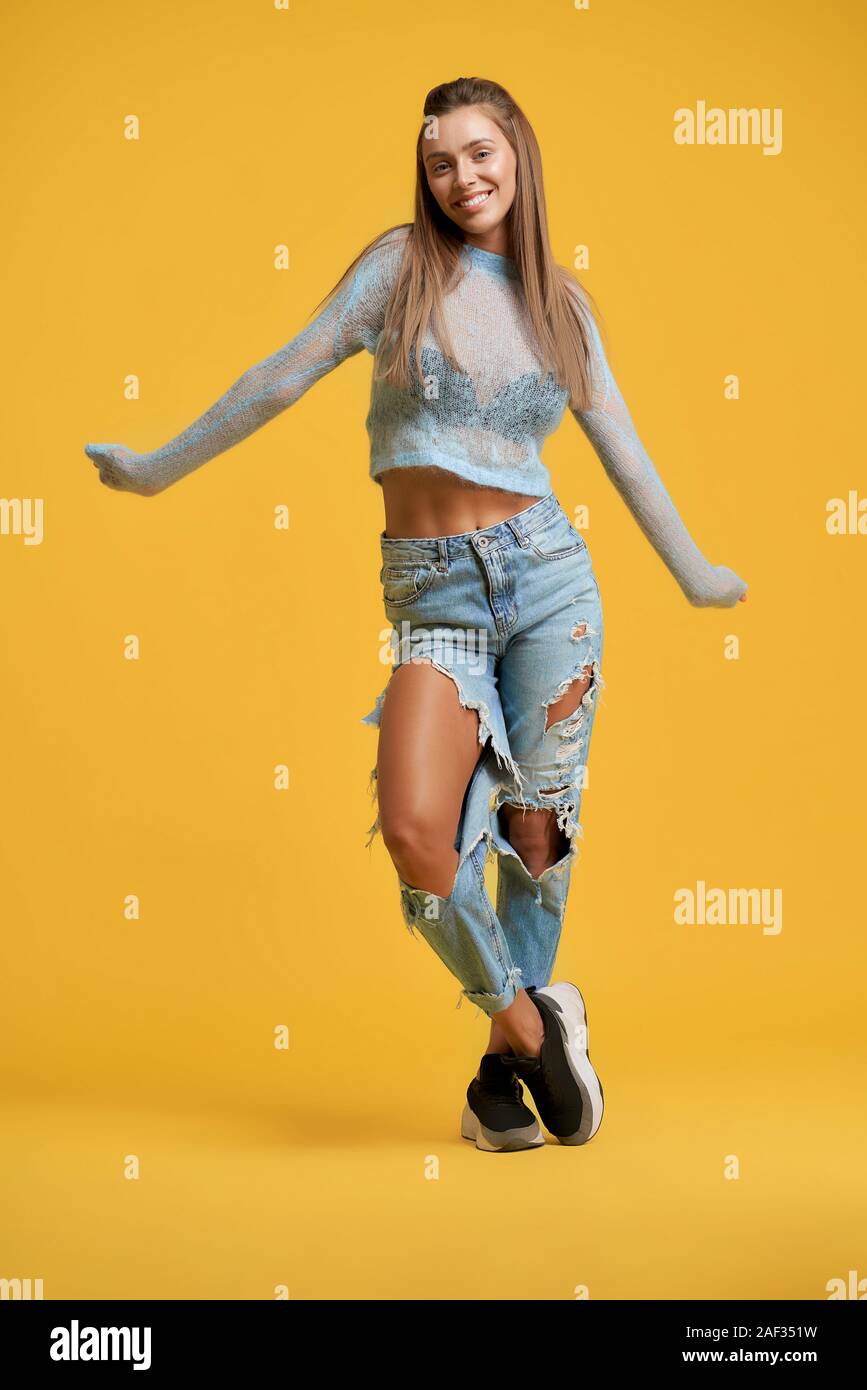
[498,801,557,838]
[539,788,576,822]
[498,801,571,874]
[544,663,595,730]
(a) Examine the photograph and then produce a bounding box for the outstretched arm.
[85,231,404,495]
[570,309,747,608]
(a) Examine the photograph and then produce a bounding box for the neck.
[462,233,513,260]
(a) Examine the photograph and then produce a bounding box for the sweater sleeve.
[570,309,747,607]
[85,228,407,494]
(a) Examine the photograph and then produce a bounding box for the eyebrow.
[424,137,496,164]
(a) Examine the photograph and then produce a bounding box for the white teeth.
[457,190,492,208]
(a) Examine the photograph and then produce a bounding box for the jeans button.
[477,536,489,549]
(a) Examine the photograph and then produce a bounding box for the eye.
[476,149,492,159]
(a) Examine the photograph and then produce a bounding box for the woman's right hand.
[84,443,163,497]
[687,564,749,608]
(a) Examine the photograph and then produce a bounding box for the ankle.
[510,1019,544,1058]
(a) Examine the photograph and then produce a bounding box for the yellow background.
[1,0,864,1300]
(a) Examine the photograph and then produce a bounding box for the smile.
[454,190,493,209]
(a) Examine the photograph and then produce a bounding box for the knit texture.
[85,226,746,605]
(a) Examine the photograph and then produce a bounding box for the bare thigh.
[376,660,482,898]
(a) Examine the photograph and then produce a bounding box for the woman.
[85,77,747,1155]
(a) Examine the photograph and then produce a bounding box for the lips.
[454,189,494,209]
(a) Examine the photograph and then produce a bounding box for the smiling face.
[422,106,517,256]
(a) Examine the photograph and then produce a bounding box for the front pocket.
[379,562,437,606]
[526,514,587,561]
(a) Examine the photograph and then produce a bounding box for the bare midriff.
[381,465,544,540]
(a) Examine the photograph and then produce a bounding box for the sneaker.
[460,1054,545,1152]
[509,983,604,1145]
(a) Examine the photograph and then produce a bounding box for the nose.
[453,159,479,190]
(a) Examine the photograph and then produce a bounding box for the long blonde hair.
[311,76,602,412]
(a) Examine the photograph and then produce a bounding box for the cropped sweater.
[88,226,746,606]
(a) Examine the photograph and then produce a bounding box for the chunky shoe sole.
[460,1103,545,1153]
[531,983,604,1145]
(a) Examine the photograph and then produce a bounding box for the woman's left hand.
[84,443,162,497]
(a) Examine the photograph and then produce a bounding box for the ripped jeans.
[362,492,605,1015]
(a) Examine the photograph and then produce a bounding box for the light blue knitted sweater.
[85,226,746,606]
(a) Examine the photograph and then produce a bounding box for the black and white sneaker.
[460,1054,545,1152]
[509,983,604,1145]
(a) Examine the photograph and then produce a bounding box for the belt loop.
[507,514,530,547]
[437,538,450,572]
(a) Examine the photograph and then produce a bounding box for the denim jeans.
[362,492,605,1015]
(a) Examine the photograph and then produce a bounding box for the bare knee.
[501,804,554,852]
[499,804,568,879]
[380,809,448,866]
[380,809,458,897]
